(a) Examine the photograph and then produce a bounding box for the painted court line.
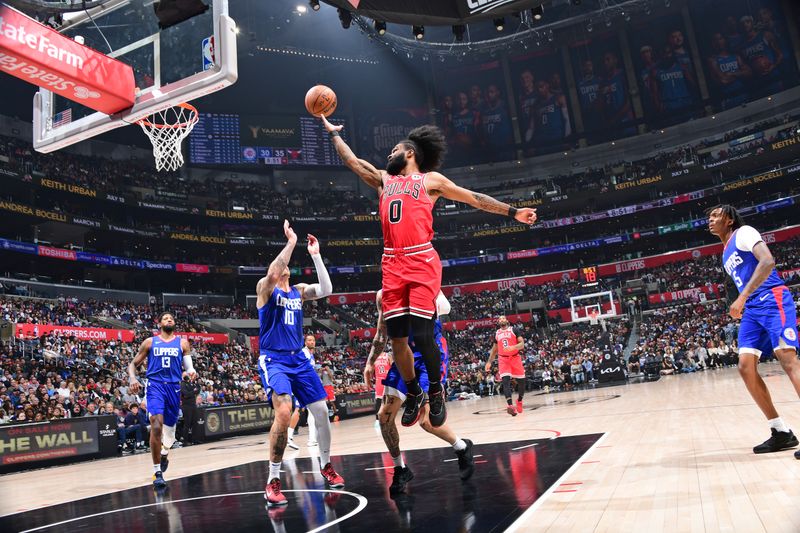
[512,443,538,451]
[19,489,369,533]
[443,454,483,463]
[364,466,394,471]
[504,432,608,533]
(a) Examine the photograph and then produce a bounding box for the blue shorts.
[739,287,798,357]
[146,380,181,427]
[382,354,431,401]
[258,352,327,408]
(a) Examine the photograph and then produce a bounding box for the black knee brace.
[410,315,442,388]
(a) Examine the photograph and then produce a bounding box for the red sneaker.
[264,478,288,507]
[506,404,517,417]
[516,400,524,413]
[321,462,345,488]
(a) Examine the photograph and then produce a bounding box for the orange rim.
[136,102,198,129]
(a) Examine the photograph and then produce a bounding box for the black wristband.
[329,130,340,138]
[508,206,518,218]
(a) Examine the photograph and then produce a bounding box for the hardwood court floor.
[3,364,800,532]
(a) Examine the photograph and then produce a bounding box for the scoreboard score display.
[189,113,348,166]
[579,266,599,287]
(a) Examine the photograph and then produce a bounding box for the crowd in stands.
[2,110,797,223]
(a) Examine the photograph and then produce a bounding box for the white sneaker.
[307,441,318,447]
[287,438,299,451]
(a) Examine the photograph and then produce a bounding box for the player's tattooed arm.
[257,220,297,308]
[321,115,384,190]
[128,338,151,394]
[426,172,537,225]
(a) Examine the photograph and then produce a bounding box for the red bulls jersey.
[379,173,435,250]
[496,327,520,357]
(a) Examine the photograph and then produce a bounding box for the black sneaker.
[456,439,475,481]
[753,429,799,454]
[794,449,800,460]
[389,465,414,495]
[428,385,447,428]
[153,471,167,489]
[160,454,169,473]
[401,391,427,427]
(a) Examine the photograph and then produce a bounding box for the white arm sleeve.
[735,226,763,252]
[306,254,332,298]
[183,355,195,373]
[436,292,451,316]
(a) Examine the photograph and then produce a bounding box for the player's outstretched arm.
[321,115,384,190]
[257,220,298,308]
[485,343,498,373]
[297,234,333,302]
[427,172,537,225]
[128,338,152,394]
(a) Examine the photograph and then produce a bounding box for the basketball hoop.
[136,103,199,172]
[589,309,599,326]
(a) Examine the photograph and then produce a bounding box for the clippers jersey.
[146,336,184,383]
[409,318,450,382]
[380,173,435,249]
[714,54,746,95]
[534,95,566,143]
[496,327,520,357]
[258,286,304,355]
[722,226,783,304]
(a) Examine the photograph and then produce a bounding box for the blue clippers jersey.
[258,286,304,354]
[739,32,776,64]
[722,226,784,304]
[578,77,600,109]
[146,336,183,383]
[482,102,513,146]
[656,64,692,110]
[602,70,631,119]
[534,95,566,142]
[715,54,745,95]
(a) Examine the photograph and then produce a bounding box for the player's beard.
[386,152,407,175]
[162,325,175,334]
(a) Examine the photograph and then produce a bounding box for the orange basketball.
[305,85,337,117]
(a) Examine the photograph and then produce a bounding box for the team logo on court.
[206,412,220,434]
[73,86,101,100]
[785,328,797,342]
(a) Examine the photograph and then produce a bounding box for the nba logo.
[202,36,215,71]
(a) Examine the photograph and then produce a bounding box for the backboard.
[570,291,618,323]
[33,0,237,153]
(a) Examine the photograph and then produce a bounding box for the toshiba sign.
[0,6,135,115]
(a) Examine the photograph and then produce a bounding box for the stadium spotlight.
[374,20,386,35]
[413,25,425,40]
[493,18,505,31]
[452,24,465,41]
[309,0,320,11]
[337,8,352,29]
[532,5,544,20]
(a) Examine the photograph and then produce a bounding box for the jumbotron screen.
[188,113,348,166]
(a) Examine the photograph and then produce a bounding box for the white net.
[137,103,198,172]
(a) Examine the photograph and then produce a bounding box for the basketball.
[305,84,337,117]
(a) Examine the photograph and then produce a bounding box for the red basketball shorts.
[499,355,525,379]
[382,244,442,320]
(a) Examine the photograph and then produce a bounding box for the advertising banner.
[15,323,135,342]
[201,402,274,440]
[0,6,135,115]
[647,284,725,304]
[335,392,375,420]
[0,415,117,474]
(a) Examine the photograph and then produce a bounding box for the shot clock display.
[579,266,599,287]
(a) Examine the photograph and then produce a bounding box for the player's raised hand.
[515,208,537,225]
[307,234,320,256]
[283,219,297,244]
[321,115,344,133]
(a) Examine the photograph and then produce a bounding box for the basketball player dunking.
[364,290,474,494]
[128,312,196,488]
[708,205,800,455]
[322,116,536,430]
[257,220,344,507]
[485,316,526,416]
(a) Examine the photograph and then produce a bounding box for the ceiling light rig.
[347,0,654,62]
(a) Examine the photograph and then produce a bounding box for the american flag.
[52,109,72,128]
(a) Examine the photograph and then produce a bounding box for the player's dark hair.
[402,125,447,172]
[159,312,174,323]
[706,204,744,229]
